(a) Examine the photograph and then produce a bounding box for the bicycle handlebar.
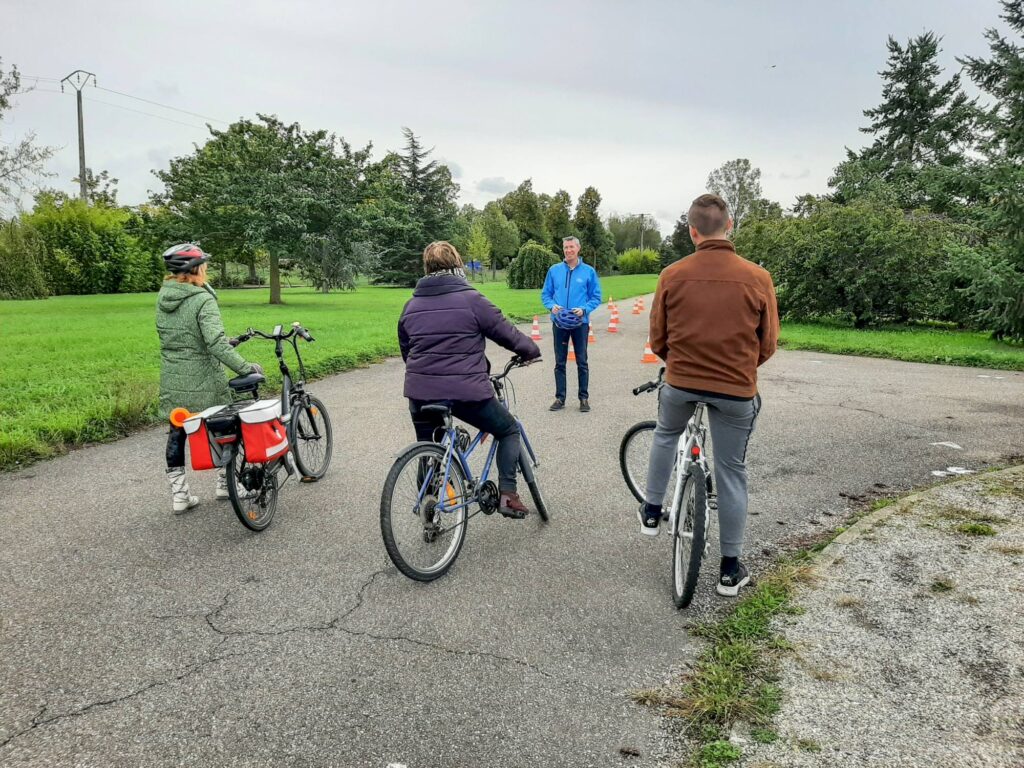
[492,355,543,381]
[632,366,666,396]
[231,322,315,347]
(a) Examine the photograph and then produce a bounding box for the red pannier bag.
[239,399,290,464]
[183,405,233,471]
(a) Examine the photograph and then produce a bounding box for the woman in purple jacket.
[398,241,542,519]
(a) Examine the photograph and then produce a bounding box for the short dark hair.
[688,194,730,237]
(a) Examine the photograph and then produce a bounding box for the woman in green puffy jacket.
[156,244,261,514]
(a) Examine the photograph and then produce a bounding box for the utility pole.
[60,70,97,201]
[632,213,653,253]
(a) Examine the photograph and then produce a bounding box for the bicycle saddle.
[228,372,266,392]
[420,404,451,417]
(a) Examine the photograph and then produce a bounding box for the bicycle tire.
[226,440,280,532]
[289,394,333,480]
[672,464,708,609]
[380,442,469,582]
[619,420,657,503]
[518,444,549,522]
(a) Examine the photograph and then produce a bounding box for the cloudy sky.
[2,0,1008,232]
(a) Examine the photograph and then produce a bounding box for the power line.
[95,85,227,124]
[82,95,210,129]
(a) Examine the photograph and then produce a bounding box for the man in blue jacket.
[541,236,602,412]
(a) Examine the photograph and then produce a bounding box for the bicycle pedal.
[299,475,317,483]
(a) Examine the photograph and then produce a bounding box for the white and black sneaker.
[637,502,662,537]
[716,560,750,597]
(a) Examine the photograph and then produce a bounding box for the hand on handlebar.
[248,362,264,376]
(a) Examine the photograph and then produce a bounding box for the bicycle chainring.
[477,480,499,515]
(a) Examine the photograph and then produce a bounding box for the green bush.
[24,198,163,295]
[507,240,557,289]
[0,219,49,299]
[734,199,980,328]
[617,247,661,274]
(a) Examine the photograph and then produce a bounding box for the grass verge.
[630,557,813,767]
[0,276,658,470]
[780,322,1024,371]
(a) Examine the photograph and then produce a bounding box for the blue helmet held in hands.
[552,307,584,330]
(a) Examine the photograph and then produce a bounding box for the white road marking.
[929,442,963,450]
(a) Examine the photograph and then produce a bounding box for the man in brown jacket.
[639,193,779,597]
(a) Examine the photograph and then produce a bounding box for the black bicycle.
[220,322,333,530]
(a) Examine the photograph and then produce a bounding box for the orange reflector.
[691,445,701,458]
[248,510,257,520]
[446,483,456,505]
[310,407,319,417]
[169,407,194,428]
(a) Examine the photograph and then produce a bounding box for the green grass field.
[0,276,658,469]
[779,322,1024,371]
[4,277,1023,471]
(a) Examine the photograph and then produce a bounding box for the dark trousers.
[409,397,521,492]
[166,426,186,469]
[553,324,589,401]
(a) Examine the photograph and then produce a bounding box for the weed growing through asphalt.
[930,578,956,593]
[992,543,1024,556]
[692,740,742,768]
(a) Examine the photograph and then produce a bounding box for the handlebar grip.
[292,321,314,342]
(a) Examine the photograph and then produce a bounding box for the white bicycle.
[620,368,715,608]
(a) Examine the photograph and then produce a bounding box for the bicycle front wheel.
[289,394,333,480]
[227,439,280,532]
[518,443,549,522]
[620,421,679,505]
[672,465,708,609]
[380,442,469,582]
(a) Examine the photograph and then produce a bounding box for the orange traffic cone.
[531,315,542,341]
[588,324,596,343]
[607,296,614,311]
[638,297,646,311]
[607,314,619,334]
[632,300,641,315]
[641,337,658,363]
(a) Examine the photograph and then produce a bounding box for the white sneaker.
[167,467,200,514]
[216,470,230,500]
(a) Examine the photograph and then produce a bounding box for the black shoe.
[498,492,529,520]
[717,560,750,597]
[549,399,565,411]
[637,502,661,537]
[579,399,591,413]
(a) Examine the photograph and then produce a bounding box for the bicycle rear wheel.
[518,443,549,522]
[620,421,678,505]
[380,442,469,582]
[227,439,280,532]
[289,394,333,480]
[672,464,708,609]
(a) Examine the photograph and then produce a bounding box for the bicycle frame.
[413,359,537,516]
[666,403,711,543]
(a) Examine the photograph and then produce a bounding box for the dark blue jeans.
[409,397,521,492]
[553,324,589,401]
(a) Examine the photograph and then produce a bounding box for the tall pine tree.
[372,128,459,286]
[960,1,1024,340]
[498,180,549,247]
[572,186,615,272]
[660,212,695,268]
[860,33,974,169]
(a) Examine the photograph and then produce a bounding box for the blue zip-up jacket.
[541,260,603,325]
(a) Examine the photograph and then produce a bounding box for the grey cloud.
[476,176,516,195]
[439,159,463,179]
[779,168,812,180]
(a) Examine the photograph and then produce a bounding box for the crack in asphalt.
[0,638,236,752]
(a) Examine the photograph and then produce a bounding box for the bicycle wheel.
[518,442,549,522]
[289,394,333,480]
[620,421,678,505]
[227,439,280,532]
[671,464,708,609]
[380,442,469,582]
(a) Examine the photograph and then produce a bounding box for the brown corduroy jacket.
[649,239,779,399]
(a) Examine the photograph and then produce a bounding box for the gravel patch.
[741,466,1024,768]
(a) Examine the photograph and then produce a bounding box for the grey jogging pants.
[644,384,762,558]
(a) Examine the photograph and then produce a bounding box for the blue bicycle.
[380,356,549,581]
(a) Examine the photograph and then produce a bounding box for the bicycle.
[197,321,333,532]
[619,367,714,608]
[379,356,549,582]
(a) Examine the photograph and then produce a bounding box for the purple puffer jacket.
[399,274,541,402]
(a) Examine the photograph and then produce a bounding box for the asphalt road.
[2,299,1023,767]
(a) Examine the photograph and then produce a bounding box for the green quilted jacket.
[155,281,254,419]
